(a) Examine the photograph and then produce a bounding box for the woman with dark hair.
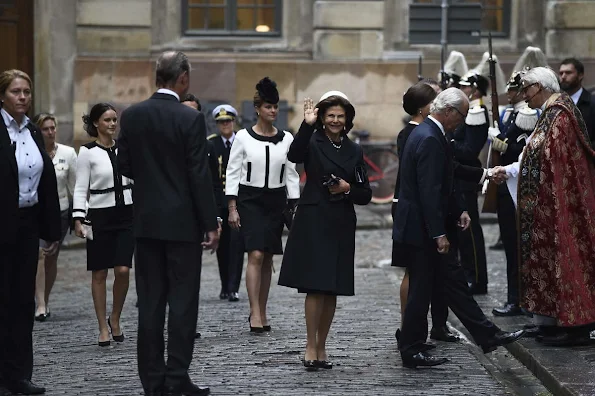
[226,77,300,333]
[0,69,60,395]
[278,91,372,371]
[33,113,77,322]
[73,103,134,347]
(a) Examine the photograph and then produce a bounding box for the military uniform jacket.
[207,133,230,211]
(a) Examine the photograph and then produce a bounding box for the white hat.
[466,52,507,96]
[444,51,469,79]
[212,104,238,121]
[319,90,350,102]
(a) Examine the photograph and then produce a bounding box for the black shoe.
[468,284,488,295]
[263,325,271,332]
[248,315,264,333]
[98,339,110,347]
[195,332,201,339]
[34,309,48,322]
[302,358,318,372]
[524,324,562,339]
[228,292,239,302]
[316,360,333,369]
[430,326,460,342]
[401,351,449,369]
[219,291,229,300]
[107,316,125,343]
[6,379,46,395]
[395,328,436,351]
[492,303,523,317]
[180,382,210,396]
[395,328,401,342]
[481,330,525,353]
[538,331,592,347]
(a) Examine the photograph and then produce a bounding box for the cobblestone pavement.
[33,227,545,396]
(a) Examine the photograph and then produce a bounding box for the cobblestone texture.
[32,227,522,396]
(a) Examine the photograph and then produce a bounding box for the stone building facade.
[2,0,594,145]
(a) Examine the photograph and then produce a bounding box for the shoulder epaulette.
[207,133,218,140]
[501,107,514,125]
[515,107,538,131]
[466,106,487,126]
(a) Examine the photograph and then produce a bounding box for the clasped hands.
[488,166,508,185]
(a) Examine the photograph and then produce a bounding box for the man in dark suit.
[118,51,219,396]
[559,58,595,144]
[394,88,524,368]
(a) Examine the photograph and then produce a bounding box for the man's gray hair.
[155,51,191,87]
[430,87,469,114]
[522,67,561,93]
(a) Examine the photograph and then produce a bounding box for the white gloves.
[488,127,501,141]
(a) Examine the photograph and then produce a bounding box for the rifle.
[417,55,423,81]
[439,46,448,90]
[482,32,500,213]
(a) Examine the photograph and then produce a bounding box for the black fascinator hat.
[254,77,279,105]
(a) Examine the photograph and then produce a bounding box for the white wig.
[522,67,561,93]
[430,87,469,114]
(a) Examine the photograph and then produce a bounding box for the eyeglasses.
[449,106,467,119]
[520,83,537,95]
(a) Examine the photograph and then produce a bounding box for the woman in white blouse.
[73,103,134,347]
[226,77,300,333]
[33,113,77,322]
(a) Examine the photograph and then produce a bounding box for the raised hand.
[304,97,318,126]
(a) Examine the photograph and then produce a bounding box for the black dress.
[278,122,372,296]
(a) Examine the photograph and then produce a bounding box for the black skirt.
[237,185,286,254]
[86,205,134,271]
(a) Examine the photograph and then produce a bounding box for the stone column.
[34,0,77,144]
[151,0,181,50]
[546,0,595,59]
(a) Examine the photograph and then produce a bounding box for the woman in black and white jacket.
[227,77,300,333]
[73,103,134,347]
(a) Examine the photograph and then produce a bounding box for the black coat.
[207,134,232,211]
[206,139,224,211]
[0,120,61,244]
[393,118,461,248]
[576,88,595,144]
[278,122,371,296]
[118,92,218,242]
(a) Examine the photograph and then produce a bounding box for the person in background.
[226,77,300,333]
[559,57,595,143]
[208,104,245,302]
[73,103,134,347]
[278,92,372,371]
[0,69,61,396]
[33,113,77,322]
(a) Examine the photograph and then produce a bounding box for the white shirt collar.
[156,88,180,101]
[428,115,446,136]
[1,108,29,130]
[570,87,583,105]
[408,120,420,126]
[221,133,236,145]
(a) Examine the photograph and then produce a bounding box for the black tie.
[224,140,232,166]
[225,140,232,151]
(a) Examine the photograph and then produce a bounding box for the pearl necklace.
[327,134,343,150]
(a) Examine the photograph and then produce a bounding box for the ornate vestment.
[518,93,595,326]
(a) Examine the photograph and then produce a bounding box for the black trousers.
[458,191,488,288]
[399,239,499,356]
[217,208,245,294]
[0,206,40,383]
[135,238,203,392]
[496,186,520,305]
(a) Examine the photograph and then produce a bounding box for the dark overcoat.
[278,121,371,296]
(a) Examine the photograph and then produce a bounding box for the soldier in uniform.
[208,105,245,302]
[489,47,545,316]
[440,51,469,89]
[450,52,506,294]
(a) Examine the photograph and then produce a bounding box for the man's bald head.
[155,51,190,88]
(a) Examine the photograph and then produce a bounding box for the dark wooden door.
[0,0,34,78]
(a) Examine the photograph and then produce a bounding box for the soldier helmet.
[506,47,548,91]
[461,52,507,96]
[440,51,469,88]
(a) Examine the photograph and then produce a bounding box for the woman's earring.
[257,112,260,116]
[322,125,326,130]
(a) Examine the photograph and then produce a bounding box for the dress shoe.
[219,291,229,300]
[228,292,239,302]
[248,315,264,333]
[481,330,525,353]
[523,324,561,339]
[6,379,46,395]
[492,303,523,317]
[195,332,201,339]
[180,382,210,396]
[430,326,460,342]
[108,316,125,342]
[401,351,449,369]
[395,328,435,351]
[316,360,333,369]
[468,284,488,295]
[302,358,318,372]
[538,331,591,347]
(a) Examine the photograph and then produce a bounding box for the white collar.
[428,115,446,136]
[156,88,180,101]
[408,121,420,126]
[570,87,583,105]
[1,108,29,130]
[221,133,235,145]
[469,98,482,108]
